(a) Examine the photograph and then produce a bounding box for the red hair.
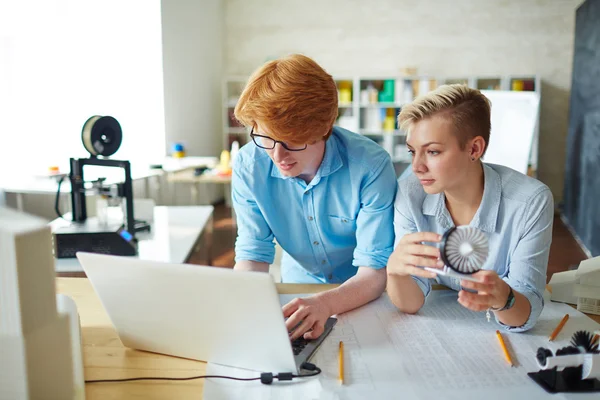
[234,54,338,144]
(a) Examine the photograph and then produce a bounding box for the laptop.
[76,252,336,373]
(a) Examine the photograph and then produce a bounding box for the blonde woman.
[387,85,553,332]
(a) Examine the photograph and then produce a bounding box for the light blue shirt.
[232,127,396,284]
[394,163,554,332]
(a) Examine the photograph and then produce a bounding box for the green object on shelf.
[378,79,395,102]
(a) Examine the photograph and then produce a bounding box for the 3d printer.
[52,116,150,258]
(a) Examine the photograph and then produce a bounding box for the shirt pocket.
[327,215,357,238]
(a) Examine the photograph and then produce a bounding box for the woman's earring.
[471,157,476,161]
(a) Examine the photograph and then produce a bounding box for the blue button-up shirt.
[232,127,396,284]
[394,163,553,332]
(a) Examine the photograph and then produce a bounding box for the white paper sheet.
[481,90,540,174]
[204,291,600,400]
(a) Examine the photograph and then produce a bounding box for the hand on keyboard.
[282,296,332,341]
[290,336,310,356]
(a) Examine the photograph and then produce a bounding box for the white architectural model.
[550,256,600,315]
[574,257,600,315]
[0,207,76,399]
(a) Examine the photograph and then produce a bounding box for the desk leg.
[225,183,236,221]
[16,193,24,211]
[204,214,213,265]
[166,176,176,206]
[155,175,163,205]
[144,177,150,200]
[191,183,199,205]
[224,183,232,208]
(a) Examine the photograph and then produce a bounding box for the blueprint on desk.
[205,291,600,400]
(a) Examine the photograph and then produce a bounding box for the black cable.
[85,362,321,385]
[54,175,68,220]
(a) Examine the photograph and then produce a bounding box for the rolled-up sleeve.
[352,155,396,269]
[231,156,275,264]
[498,188,554,332]
[393,181,432,297]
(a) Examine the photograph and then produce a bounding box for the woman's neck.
[444,163,485,226]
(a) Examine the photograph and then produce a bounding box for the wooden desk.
[56,278,335,400]
[56,278,599,400]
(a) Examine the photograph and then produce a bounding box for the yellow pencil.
[496,330,514,367]
[338,341,344,384]
[548,314,569,342]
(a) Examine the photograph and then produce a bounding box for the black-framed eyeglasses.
[250,127,308,151]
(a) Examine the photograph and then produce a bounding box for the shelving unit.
[224,74,540,175]
[222,77,251,151]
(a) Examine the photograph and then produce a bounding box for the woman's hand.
[458,270,511,312]
[387,232,443,279]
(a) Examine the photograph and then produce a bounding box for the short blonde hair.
[234,54,338,145]
[398,84,491,155]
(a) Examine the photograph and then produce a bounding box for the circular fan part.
[440,226,489,274]
[536,347,553,367]
[81,115,122,157]
[570,330,600,354]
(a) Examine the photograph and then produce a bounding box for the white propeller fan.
[424,226,489,282]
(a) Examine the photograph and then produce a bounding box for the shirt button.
[322,260,326,264]
[308,216,314,221]
[313,241,319,246]
[328,274,333,280]
[342,219,348,223]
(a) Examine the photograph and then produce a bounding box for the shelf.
[360,102,403,108]
[476,78,502,91]
[509,77,536,92]
[358,130,405,136]
[224,74,540,171]
[444,78,469,85]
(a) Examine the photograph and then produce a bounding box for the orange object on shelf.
[48,166,61,175]
[216,169,232,177]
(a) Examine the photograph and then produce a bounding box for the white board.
[481,90,540,175]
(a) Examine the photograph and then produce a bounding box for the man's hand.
[282,296,332,341]
[458,270,511,312]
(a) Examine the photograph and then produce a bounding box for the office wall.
[161,0,224,158]
[224,0,582,201]
[563,0,600,256]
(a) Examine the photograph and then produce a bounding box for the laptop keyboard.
[291,336,310,356]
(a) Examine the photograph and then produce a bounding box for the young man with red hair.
[232,54,396,340]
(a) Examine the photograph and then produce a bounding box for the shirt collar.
[471,163,501,233]
[422,192,453,229]
[422,163,501,232]
[270,133,343,180]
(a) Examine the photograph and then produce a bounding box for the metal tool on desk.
[52,116,150,258]
[529,330,600,393]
